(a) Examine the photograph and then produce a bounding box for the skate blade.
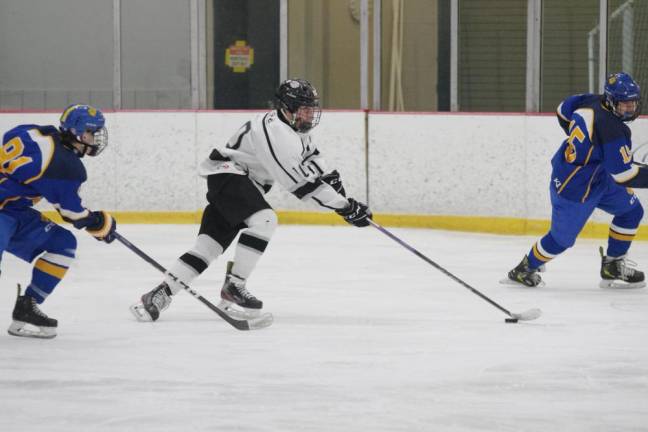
[217,300,262,320]
[599,280,646,289]
[7,321,57,339]
[130,302,154,322]
[499,278,546,288]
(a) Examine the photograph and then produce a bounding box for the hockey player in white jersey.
[130,78,372,322]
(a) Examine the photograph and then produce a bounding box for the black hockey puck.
[505,318,519,323]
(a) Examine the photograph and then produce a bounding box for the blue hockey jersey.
[551,94,638,202]
[0,124,90,220]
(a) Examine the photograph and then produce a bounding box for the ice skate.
[7,285,57,339]
[599,247,646,289]
[218,262,263,319]
[130,282,173,322]
[501,255,545,287]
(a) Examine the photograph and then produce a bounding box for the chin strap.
[60,138,84,157]
[278,108,298,130]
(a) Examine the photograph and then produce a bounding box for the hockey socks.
[231,210,277,279]
[527,233,566,270]
[25,251,75,304]
[165,234,224,294]
[606,207,642,257]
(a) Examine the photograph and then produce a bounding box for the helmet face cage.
[604,72,642,121]
[59,104,108,156]
[276,79,322,132]
[87,127,108,156]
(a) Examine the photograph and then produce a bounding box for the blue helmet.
[59,104,108,156]
[604,72,641,121]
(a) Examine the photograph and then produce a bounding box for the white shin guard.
[165,234,224,294]
[231,209,278,279]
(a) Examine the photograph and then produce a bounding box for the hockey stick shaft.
[113,232,252,330]
[368,219,515,317]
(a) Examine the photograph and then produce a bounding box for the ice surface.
[1,224,647,432]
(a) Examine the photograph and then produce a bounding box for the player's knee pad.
[244,209,278,238]
[622,202,644,227]
[235,209,277,256]
[43,226,77,258]
[611,202,644,232]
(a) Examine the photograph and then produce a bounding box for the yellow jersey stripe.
[557,166,582,194]
[611,165,639,183]
[0,196,22,209]
[558,145,595,194]
[581,142,595,165]
[580,165,601,203]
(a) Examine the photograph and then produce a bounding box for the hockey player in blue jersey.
[508,72,647,289]
[0,104,116,338]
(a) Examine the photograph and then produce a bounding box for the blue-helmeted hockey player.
[508,72,647,289]
[0,104,116,338]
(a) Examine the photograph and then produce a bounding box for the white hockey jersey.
[199,110,349,210]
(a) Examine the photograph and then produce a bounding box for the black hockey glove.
[336,198,372,227]
[321,170,346,197]
[72,210,117,243]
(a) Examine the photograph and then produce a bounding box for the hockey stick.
[629,140,648,168]
[368,220,541,322]
[113,232,273,331]
[631,140,648,158]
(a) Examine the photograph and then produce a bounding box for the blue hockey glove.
[321,170,346,197]
[72,211,117,243]
[336,198,372,227]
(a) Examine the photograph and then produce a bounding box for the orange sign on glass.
[225,40,255,73]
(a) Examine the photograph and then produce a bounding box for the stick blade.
[247,313,274,330]
[511,308,542,321]
[220,311,273,331]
